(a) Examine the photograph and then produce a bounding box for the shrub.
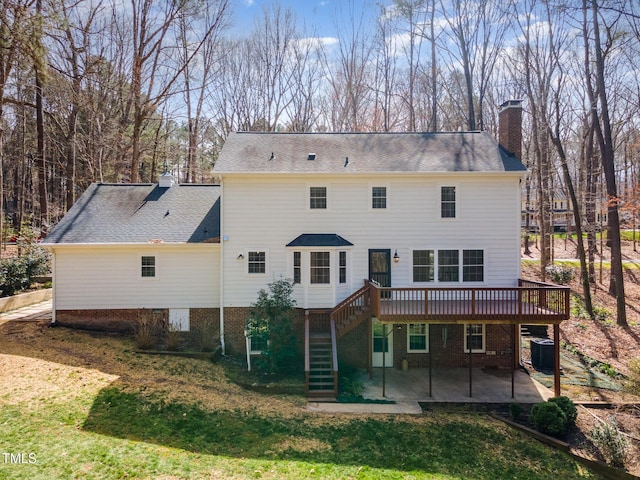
[0,246,50,297]
[548,396,577,426]
[190,316,218,352]
[246,278,299,376]
[590,416,628,468]
[165,323,183,352]
[545,264,573,285]
[134,313,162,350]
[625,358,640,396]
[530,401,567,436]
[509,402,523,421]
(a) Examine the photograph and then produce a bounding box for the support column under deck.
[553,323,561,397]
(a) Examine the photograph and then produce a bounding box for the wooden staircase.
[304,281,374,401]
[306,332,337,400]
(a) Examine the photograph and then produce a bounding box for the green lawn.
[0,367,598,480]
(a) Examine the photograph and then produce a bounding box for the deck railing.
[368,280,570,323]
[330,281,371,335]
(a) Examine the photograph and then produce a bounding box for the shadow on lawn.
[81,387,589,479]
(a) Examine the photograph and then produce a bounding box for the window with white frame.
[407,323,429,352]
[441,186,456,218]
[464,324,486,353]
[249,334,268,354]
[141,256,156,277]
[438,250,459,282]
[248,251,266,274]
[309,186,327,209]
[310,251,330,284]
[339,251,347,284]
[372,186,387,209]
[293,251,301,284]
[413,250,434,282]
[463,249,484,282]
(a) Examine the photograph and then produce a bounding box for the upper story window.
[441,186,456,218]
[413,250,434,282]
[438,249,459,282]
[293,251,301,284]
[339,251,347,284]
[372,186,387,209]
[248,251,266,274]
[141,256,156,278]
[463,249,484,282]
[310,251,330,284]
[309,187,327,209]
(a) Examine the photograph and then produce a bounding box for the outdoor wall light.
[393,250,400,263]
[237,253,244,260]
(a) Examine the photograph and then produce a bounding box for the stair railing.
[330,318,339,392]
[330,280,372,338]
[304,311,310,394]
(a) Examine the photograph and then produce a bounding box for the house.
[43,100,569,399]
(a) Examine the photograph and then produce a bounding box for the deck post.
[467,325,473,398]
[553,323,561,397]
[428,324,432,397]
[382,323,387,397]
[511,323,516,399]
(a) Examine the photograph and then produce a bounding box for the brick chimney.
[498,100,522,160]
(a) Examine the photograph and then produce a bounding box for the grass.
[0,386,597,480]
[0,323,599,479]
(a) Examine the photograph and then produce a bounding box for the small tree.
[246,278,299,376]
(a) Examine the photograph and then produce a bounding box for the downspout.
[219,175,225,355]
[50,250,56,325]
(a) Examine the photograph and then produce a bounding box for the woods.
[1,0,639,326]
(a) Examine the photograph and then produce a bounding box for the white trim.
[140,254,158,279]
[245,249,269,276]
[369,184,390,211]
[438,183,458,220]
[307,184,330,211]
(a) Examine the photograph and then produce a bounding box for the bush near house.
[530,396,577,437]
[245,278,300,376]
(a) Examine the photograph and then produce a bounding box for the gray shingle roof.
[43,183,221,244]
[286,234,354,247]
[214,132,526,174]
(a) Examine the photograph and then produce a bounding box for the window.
[339,251,347,284]
[249,334,268,354]
[413,250,434,282]
[464,324,485,353]
[310,186,327,209]
[141,256,156,277]
[310,251,330,284]
[248,251,266,274]
[441,186,456,218]
[463,250,484,282]
[438,250,459,282]
[293,251,301,284]
[372,186,387,209]
[407,323,429,352]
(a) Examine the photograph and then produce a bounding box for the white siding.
[221,173,523,309]
[52,245,219,310]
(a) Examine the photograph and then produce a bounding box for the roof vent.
[307,153,316,161]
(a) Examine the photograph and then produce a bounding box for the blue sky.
[234,0,382,38]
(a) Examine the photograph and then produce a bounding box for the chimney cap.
[499,99,523,111]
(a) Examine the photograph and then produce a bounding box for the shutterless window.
[248,251,266,274]
[310,187,327,209]
[250,334,268,354]
[339,251,347,284]
[438,250,459,282]
[413,250,434,282]
[310,251,330,284]
[464,324,485,352]
[463,250,484,282]
[408,323,428,352]
[441,186,456,218]
[372,186,387,209]
[141,256,156,277]
[293,251,301,284]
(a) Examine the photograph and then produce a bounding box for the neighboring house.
[43,101,569,399]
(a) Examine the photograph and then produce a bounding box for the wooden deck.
[370,279,570,324]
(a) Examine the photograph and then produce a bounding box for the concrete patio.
[308,366,552,414]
